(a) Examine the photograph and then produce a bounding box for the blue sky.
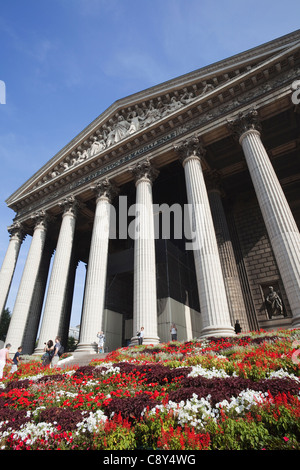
[0,0,299,328]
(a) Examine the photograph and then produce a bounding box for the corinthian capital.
[174,135,206,164]
[227,108,261,141]
[58,195,79,217]
[7,221,25,241]
[30,210,50,230]
[129,157,159,185]
[91,177,119,202]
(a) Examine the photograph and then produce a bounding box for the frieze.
[13,65,300,222]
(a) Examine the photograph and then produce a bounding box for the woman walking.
[0,344,13,379]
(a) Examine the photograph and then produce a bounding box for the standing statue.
[265,286,283,317]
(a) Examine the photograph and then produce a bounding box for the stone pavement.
[57,352,107,369]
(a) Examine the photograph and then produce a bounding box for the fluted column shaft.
[208,185,249,332]
[6,213,48,354]
[21,243,53,355]
[77,179,117,353]
[238,123,300,325]
[130,159,159,345]
[175,137,235,337]
[35,197,78,353]
[0,223,25,317]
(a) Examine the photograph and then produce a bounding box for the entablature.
[6,32,300,225]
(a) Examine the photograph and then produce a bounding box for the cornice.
[6,31,300,219]
[11,67,298,224]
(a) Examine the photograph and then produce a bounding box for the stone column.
[228,109,300,327]
[77,178,118,353]
[60,257,79,350]
[129,158,160,345]
[5,212,49,354]
[35,196,78,353]
[206,171,249,332]
[21,242,53,355]
[175,136,235,337]
[0,222,25,317]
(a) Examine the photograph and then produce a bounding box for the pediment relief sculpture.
[35,83,219,188]
[28,41,296,194]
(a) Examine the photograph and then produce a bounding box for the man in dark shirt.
[10,346,22,374]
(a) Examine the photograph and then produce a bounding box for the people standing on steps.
[97,331,105,353]
[10,346,22,375]
[170,323,177,341]
[234,320,242,334]
[51,337,61,367]
[42,340,54,367]
[137,326,144,345]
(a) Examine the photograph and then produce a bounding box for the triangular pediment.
[6,29,300,214]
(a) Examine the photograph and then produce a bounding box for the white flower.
[187,364,235,379]
[76,410,107,433]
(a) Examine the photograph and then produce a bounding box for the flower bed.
[0,328,299,450]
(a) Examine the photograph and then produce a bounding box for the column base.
[291,317,300,329]
[75,342,98,354]
[200,324,236,338]
[33,347,47,356]
[130,336,160,346]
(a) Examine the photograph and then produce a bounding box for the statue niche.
[263,285,286,319]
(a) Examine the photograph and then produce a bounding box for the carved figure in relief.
[143,100,161,126]
[76,149,88,163]
[180,90,195,104]
[162,96,184,116]
[128,110,145,134]
[200,83,214,95]
[90,136,106,156]
[103,125,116,147]
[114,115,130,143]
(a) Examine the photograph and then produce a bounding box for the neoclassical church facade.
[1,30,300,354]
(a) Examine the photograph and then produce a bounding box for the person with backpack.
[42,340,54,367]
[51,337,63,367]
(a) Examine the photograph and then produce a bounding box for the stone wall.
[232,192,292,329]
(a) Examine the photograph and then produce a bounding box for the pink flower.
[283,437,289,442]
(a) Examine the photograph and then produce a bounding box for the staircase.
[58,352,107,369]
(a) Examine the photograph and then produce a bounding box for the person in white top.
[0,344,13,379]
[170,323,177,341]
[138,327,144,345]
[97,331,105,353]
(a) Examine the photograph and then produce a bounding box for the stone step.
[58,352,107,369]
